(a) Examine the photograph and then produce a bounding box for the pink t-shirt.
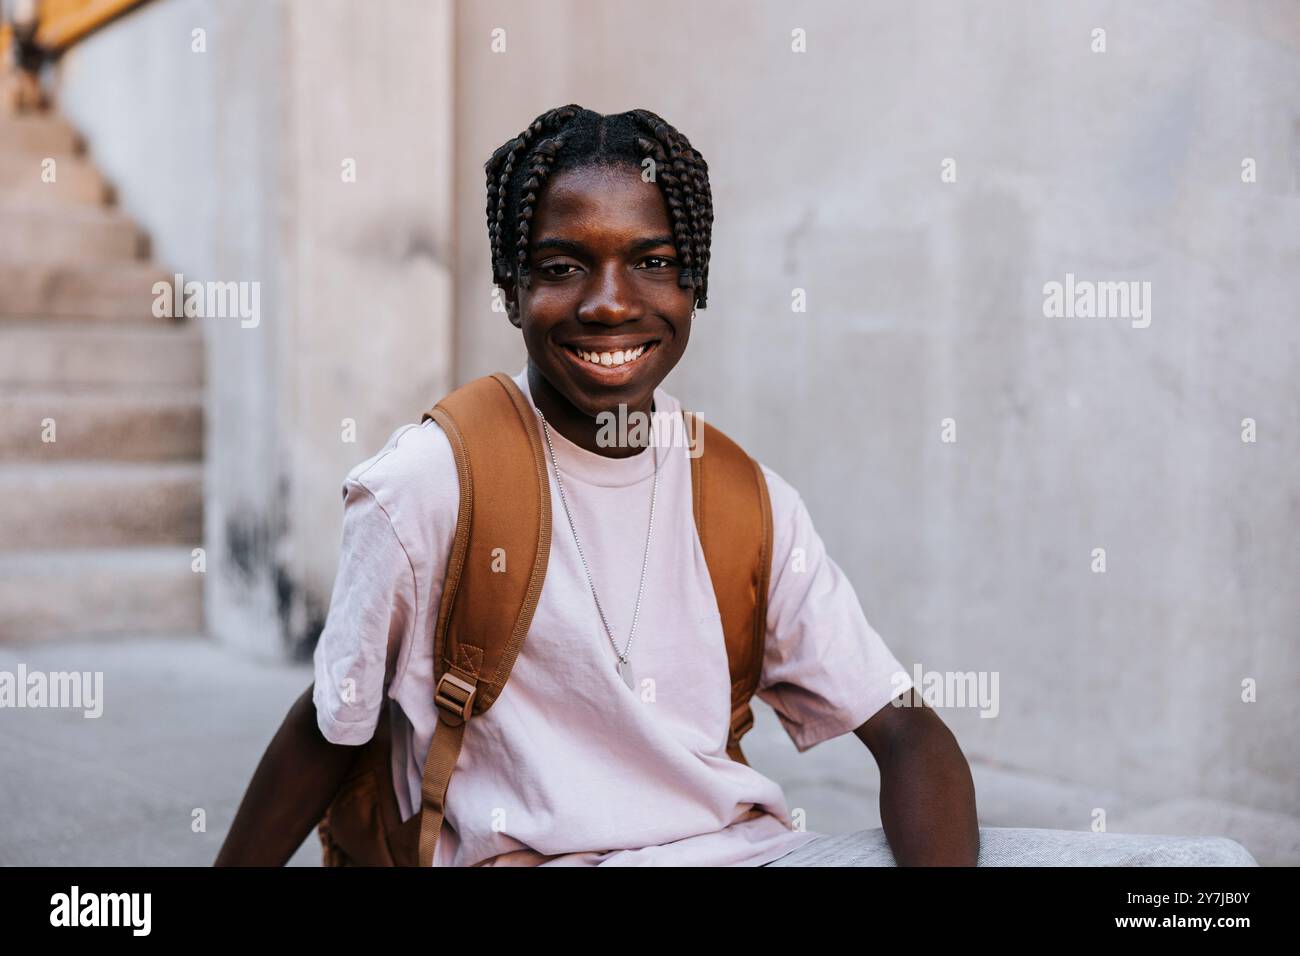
[313,367,913,866]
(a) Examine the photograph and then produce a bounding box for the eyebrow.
[530,235,677,257]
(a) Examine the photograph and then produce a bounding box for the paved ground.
[2,635,1295,866]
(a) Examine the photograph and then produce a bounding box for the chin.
[572,384,654,421]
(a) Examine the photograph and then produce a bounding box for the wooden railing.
[3,0,149,111]
[2,0,149,58]
[33,0,148,51]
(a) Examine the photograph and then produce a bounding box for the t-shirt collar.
[512,366,675,488]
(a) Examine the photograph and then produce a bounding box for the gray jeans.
[762,827,1260,866]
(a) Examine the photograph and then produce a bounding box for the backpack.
[316,371,774,867]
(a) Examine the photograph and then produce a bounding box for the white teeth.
[573,345,648,367]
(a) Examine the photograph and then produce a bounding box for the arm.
[214,682,362,866]
[854,688,980,866]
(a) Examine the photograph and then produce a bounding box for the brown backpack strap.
[415,371,551,866]
[684,412,774,766]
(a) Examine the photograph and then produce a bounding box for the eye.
[639,256,677,270]
[539,262,580,278]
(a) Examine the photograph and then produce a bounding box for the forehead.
[531,164,671,239]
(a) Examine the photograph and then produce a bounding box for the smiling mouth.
[560,340,659,370]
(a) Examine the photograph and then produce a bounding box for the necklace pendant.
[618,657,635,691]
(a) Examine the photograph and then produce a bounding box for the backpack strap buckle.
[434,673,476,726]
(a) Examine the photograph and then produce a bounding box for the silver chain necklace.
[537,407,660,691]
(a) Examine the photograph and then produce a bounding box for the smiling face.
[504,163,696,452]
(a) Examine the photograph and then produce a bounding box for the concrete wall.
[453,0,1300,818]
[281,3,453,651]
[54,0,454,659]
[45,0,1299,823]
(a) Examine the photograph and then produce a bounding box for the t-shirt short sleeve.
[311,473,417,746]
[754,464,914,753]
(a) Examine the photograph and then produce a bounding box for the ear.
[504,283,520,329]
[504,282,522,328]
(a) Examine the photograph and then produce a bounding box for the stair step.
[0,111,210,644]
[0,115,81,155]
[0,547,203,643]
[0,387,203,462]
[0,462,203,549]
[0,152,107,204]
[0,262,170,318]
[0,322,203,387]
[0,202,145,263]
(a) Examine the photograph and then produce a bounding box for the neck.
[528,362,654,458]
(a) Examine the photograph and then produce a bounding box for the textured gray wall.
[55,0,454,658]
[453,0,1300,819]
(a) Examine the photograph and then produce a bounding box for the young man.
[217,106,1254,867]
[216,105,979,866]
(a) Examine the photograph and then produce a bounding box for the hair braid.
[628,109,714,308]
[629,115,692,287]
[686,146,713,308]
[485,105,582,288]
[513,132,568,292]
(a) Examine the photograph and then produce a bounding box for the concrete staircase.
[0,109,203,643]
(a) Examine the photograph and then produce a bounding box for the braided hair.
[484,105,714,314]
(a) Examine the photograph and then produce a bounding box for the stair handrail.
[5,0,149,56]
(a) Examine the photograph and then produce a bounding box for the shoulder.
[754,459,816,578]
[756,460,802,530]
[681,404,807,540]
[677,398,802,522]
[342,419,460,553]
[348,418,454,492]
[690,409,809,558]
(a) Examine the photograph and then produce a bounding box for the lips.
[565,341,655,368]
[555,338,659,381]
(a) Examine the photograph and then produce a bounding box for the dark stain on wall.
[223,500,328,660]
[224,512,272,587]
[277,564,328,663]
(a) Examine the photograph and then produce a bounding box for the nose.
[575,262,643,326]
